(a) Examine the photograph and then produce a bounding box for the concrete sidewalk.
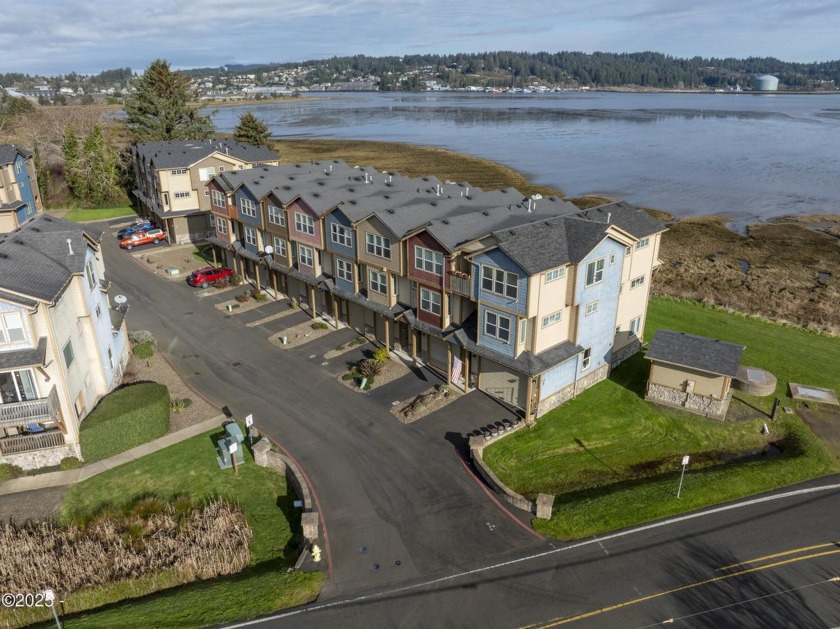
[0,415,225,496]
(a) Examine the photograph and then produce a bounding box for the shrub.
[80,382,170,463]
[170,398,193,413]
[251,288,268,300]
[0,463,23,481]
[230,273,243,286]
[358,359,384,379]
[128,330,157,346]
[59,457,82,470]
[132,341,155,359]
[311,322,329,330]
[289,299,299,309]
[214,277,230,289]
[350,336,367,346]
[372,347,390,362]
[235,293,250,303]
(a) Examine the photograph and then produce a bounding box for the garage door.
[480,360,526,409]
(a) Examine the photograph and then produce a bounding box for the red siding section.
[417,286,443,328]
[207,180,232,218]
[407,232,448,289]
[287,199,323,249]
[211,213,232,244]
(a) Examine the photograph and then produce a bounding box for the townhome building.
[0,215,129,469]
[131,139,279,244]
[194,159,666,420]
[0,144,43,233]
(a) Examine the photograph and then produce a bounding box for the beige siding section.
[615,233,661,336]
[0,213,16,233]
[356,217,401,274]
[532,266,571,354]
[649,362,726,398]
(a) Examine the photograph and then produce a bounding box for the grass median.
[484,297,839,540]
[60,205,137,222]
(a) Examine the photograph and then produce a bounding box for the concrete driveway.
[98,222,547,598]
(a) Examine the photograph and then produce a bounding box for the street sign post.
[677,455,690,498]
[245,414,254,445]
[229,441,239,473]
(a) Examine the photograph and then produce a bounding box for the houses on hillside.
[0,215,129,469]
[0,144,43,233]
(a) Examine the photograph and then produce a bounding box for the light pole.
[43,589,61,629]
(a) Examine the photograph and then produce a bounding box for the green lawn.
[13,430,324,628]
[484,297,839,540]
[61,205,137,222]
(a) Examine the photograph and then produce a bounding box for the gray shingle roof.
[576,201,666,239]
[646,329,744,377]
[0,337,47,370]
[0,144,31,166]
[0,214,103,304]
[133,139,278,169]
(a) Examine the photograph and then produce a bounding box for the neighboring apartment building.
[131,139,280,244]
[0,144,43,233]
[0,214,129,469]
[199,160,665,421]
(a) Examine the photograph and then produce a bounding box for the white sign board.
[245,414,254,428]
[682,455,690,466]
[229,442,239,454]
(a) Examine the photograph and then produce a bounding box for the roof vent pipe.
[466,187,469,196]
[66,238,74,255]
[606,212,612,223]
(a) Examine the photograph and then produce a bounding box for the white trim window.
[198,167,216,181]
[174,191,190,199]
[635,237,650,250]
[631,275,646,289]
[272,237,287,257]
[63,340,75,369]
[331,223,353,247]
[481,266,518,300]
[170,168,187,176]
[239,197,257,218]
[545,267,565,283]
[15,161,23,174]
[366,233,391,259]
[369,270,387,295]
[585,301,600,316]
[541,311,562,327]
[0,312,26,346]
[414,246,443,276]
[419,288,442,315]
[630,316,642,336]
[484,311,512,343]
[298,244,314,267]
[609,253,616,265]
[85,259,96,291]
[216,217,228,235]
[625,246,632,256]
[295,212,315,235]
[585,258,605,286]
[244,226,257,247]
[582,347,592,370]
[211,189,226,208]
[268,205,285,226]
[336,258,353,282]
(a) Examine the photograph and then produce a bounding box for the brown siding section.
[356,216,401,274]
[287,199,323,249]
[207,180,232,218]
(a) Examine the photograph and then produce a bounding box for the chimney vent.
[66,238,74,255]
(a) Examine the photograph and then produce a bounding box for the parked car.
[187,267,234,288]
[119,228,165,250]
[117,220,154,239]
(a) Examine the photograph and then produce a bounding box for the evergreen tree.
[80,126,119,204]
[124,59,214,143]
[61,122,81,197]
[33,144,49,204]
[233,112,271,146]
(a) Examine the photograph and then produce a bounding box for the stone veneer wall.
[1,443,81,471]
[611,338,642,366]
[536,363,609,418]
[646,383,727,419]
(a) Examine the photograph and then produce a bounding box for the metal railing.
[0,429,65,455]
[0,385,60,427]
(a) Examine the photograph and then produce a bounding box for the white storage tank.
[754,74,779,91]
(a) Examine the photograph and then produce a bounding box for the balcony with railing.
[0,429,65,455]
[0,385,61,428]
[449,271,472,298]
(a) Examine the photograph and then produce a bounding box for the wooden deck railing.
[0,385,60,427]
[0,429,65,455]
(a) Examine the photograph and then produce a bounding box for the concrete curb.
[0,415,226,496]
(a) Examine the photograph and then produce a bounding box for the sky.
[2,0,837,76]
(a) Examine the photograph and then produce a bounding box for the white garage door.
[480,360,526,409]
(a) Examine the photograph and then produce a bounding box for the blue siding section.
[574,237,625,374]
[235,188,262,228]
[477,304,517,358]
[13,154,37,223]
[540,355,579,397]
[471,249,527,316]
[333,255,355,293]
[324,210,356,258]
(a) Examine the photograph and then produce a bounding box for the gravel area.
[133,243,217,280]
[268,317,335,348]
[339,358,411,393]
[0,486,68,524]
[392,385,463,423]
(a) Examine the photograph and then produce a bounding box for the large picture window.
[239,197,257,218]
[366,233,391,259]
[484,311,512,343]
[295,213,314,235]
[211,189,226,208]
[414,246,443,276]
[481,266,518,300]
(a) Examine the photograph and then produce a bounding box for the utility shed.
[645,330,745,420]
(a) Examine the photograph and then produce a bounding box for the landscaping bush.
[214,277,231,289]
[132,341,155,358]
[59,457,82,471]
[358,359,384,379]
[128,330,157,346]
[230,273,243,286]
[80,383,170,463]
[311,321,329,330]
[170,398,193,413]
[235,293,251,303]
[372,347,390,362]
[350,336,367,346]
[0,463,23,481]
[251,288,268,300]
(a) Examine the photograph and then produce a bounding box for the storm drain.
[229,361,244,368]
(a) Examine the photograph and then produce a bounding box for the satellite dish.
[114,295,127,304]
[263,245,274,255]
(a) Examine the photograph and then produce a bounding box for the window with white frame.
[170,168,187,176]
[198,167,216,181]
[0,369,37,403]
[630,316,642,336]
[542,311,562,327]
[204,190,210,197]
[615,325,621,336]
[631,275,646,289]
[298,244,314,267]
[520,320,527,343]
[15,162,23,174]
[295,212,314,235]
[211,189,226,208]
[414,246,443,276]
[174,192,190,199]
[216,217,228,234]
[331,223,353,247]
[336,258,353,282]
[635,237,650,250]
[244,226,257,247]
[582,347,592,370]
[239,197,257,218]
[625,246,632,256]
[585,258,605,286]
[272,237,287,257]
[419,288,441,315]
[0,312,26,346]
[365,233,391,258]
[545,267,565,282]
[609,253,616,265]
[85,259,96,290]
[369,270,387,295]
[481,266,518,300]
[63,340,75,368]
[585,301,600,316]
[268,205,285,226]
[484,311,512,343]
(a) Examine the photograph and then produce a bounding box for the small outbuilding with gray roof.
[645,329,745,420]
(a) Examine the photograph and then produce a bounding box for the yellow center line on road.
[716,542,839,571]
[522,548,840,629]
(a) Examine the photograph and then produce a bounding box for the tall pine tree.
[233,112,271,146]
[124,59,214,143]
[61,122,81,198]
